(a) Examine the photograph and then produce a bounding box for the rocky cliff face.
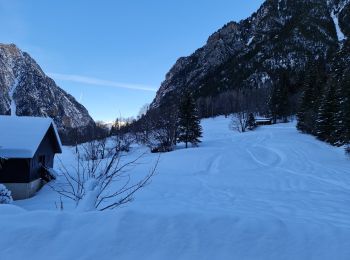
[151,0,350,110]
[0,43,96,144]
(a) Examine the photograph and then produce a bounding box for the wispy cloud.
[48,73,157,92]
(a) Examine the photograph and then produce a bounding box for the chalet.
[255,117,273,126]
[0,116,62,200]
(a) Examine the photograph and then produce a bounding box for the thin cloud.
[48,73,157,92]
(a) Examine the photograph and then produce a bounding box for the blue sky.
[0,0,264,122]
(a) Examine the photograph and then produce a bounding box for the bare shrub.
[50,137,157,211]
[230,112,249,133]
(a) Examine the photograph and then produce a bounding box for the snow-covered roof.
[0,116,62,159]
[256,118,272,122]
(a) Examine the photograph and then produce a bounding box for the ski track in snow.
[3,117,350,260]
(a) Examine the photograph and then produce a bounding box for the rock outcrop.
[0,43,96,144]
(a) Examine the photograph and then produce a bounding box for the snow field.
[2,116,350,260]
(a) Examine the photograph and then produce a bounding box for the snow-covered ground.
[2,116,350,260]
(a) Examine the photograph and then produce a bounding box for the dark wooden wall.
[30,127,57,181]
[0,159,30,183]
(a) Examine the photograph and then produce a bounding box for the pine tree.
[316,81,339,144]
[177,94,202,148]
[279,72,291,122]
[340,72,350,145]
[297,59,328,134]
[269,71,290,123]
[297,64,317,133]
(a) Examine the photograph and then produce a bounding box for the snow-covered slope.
[3,117,350,260]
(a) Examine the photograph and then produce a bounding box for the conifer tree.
[269,72,290,123]
[316,81,339,144]
[177,94,202,148]
[297,59,328,134]
[340,72,350,145]
[297,64,318,133]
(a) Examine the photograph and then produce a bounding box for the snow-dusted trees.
[297,56,350,152]
[297,60,327,134]
[315,81,339,144]
[336,72,350,147]
[51,137,157,211]
[0,184,13,204]
[177,94,202,148]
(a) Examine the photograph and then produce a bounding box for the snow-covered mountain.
[0,43,95,144]
[151,0,350,109]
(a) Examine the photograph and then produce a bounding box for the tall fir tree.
[297,64,317,133]
[297,59,328,134]
[269,71,290,123]
[316,81,340,144]
[177,94,202,148]
[340,72,350,145]
[296,54,350,153]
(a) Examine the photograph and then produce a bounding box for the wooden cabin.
[255,117,273,126]
[0,116,62,200]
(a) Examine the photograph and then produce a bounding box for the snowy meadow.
[1,116,350,260]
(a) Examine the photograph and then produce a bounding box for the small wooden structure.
[0,116,62,200]
[255,117,273,126]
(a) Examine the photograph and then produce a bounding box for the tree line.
[297,57,350,152]
[108,54,349,155]
[113,93,202,152]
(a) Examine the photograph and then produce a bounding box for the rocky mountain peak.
[0,43,95,144]
[0,44,22,59]
[151,0,350,111]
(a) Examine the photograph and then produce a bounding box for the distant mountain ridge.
[0,43,95,144]
[151,0,350,113]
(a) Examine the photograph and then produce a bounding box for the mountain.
[0,43,95,144]
[151,0,350,115]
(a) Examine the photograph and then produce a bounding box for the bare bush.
[132,104,179,152]
[50,137,157,211]
[230,112,249,133]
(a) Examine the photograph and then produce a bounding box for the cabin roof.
[0,116,62,159]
